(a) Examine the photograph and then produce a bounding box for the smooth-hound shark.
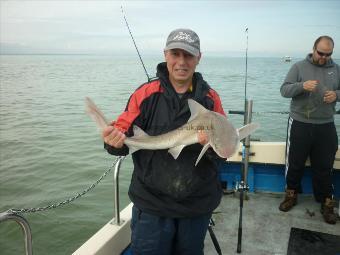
[85,97,259,165]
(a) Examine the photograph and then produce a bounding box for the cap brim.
[164,42,200,57]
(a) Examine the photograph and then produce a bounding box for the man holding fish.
[89,28,257,255]
[102,28,224,255]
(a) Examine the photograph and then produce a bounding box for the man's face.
[164,49,201,88]
[312,39,334,66]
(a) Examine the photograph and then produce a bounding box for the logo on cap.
[173,32,195,43]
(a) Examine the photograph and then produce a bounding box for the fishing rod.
[244,28,248,103]
[120,5,151,82]
[236,27,250,254]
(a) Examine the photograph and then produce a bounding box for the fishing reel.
[235,180,249,192]
[234,181,250,200]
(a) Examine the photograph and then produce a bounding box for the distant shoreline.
[0,53,339,59]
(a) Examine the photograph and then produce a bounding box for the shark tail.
[85,97,109,130]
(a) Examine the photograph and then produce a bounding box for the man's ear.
[197,52,202,63]
[164,50,168,60]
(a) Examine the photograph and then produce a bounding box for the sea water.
[0,55,339,254]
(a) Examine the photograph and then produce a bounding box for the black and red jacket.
[105,62,226,217]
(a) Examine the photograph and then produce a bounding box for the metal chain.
[7,157,123,215]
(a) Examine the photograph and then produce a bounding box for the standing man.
[279,36,339,224]
[102,28,226,254]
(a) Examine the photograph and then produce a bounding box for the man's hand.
[324,90,337,104]
[197,130,209,145]
[303,80,318,92]
[102,124,126,148]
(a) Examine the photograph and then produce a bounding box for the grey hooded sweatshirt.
[280,54,340,124]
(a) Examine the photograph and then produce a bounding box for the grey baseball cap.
[164,28,200,57]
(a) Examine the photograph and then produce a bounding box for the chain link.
[7,157,123,215]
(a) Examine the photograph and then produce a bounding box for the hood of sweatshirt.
[306,53,335,68]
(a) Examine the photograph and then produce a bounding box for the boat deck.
[204,192,340,255]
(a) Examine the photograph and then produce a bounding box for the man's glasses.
[316,50,332,57]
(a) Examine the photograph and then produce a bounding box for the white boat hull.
[73,142,340,255]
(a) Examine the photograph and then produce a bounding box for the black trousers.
[131,205,212,255]
[285,117,338,202]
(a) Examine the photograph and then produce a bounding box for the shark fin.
[195,143,211,166]
[187,99,209,122]
[128,125,149,154]
[128,146,139,154]
[132,125,148,137]
[237,123,260,140]
[168,145,186,159]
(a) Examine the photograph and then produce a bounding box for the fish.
[85,97,259,165]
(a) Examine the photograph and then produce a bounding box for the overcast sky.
[1,0,339,57]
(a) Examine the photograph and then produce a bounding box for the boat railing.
[0,156,125,254]
[0,211,33,255]
[113,156,126,226]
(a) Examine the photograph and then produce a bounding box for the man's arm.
[323,64,340,104]
[335,64,340,102]
[280,64,306,98]
[102,84,149,156]
[207,89,226,116]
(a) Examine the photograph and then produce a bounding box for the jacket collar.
[156,62,210,102]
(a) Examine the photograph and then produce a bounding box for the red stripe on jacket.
[207,89,226,116]
[114,80,163,132]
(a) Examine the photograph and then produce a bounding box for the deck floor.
[204,192,340,255]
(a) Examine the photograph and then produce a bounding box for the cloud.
[1,1,339,57]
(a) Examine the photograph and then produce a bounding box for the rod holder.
[113,156,125,226]
[242,99,253,186]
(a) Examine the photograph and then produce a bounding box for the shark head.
[187,99,260,166]
[208,112,239,158]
